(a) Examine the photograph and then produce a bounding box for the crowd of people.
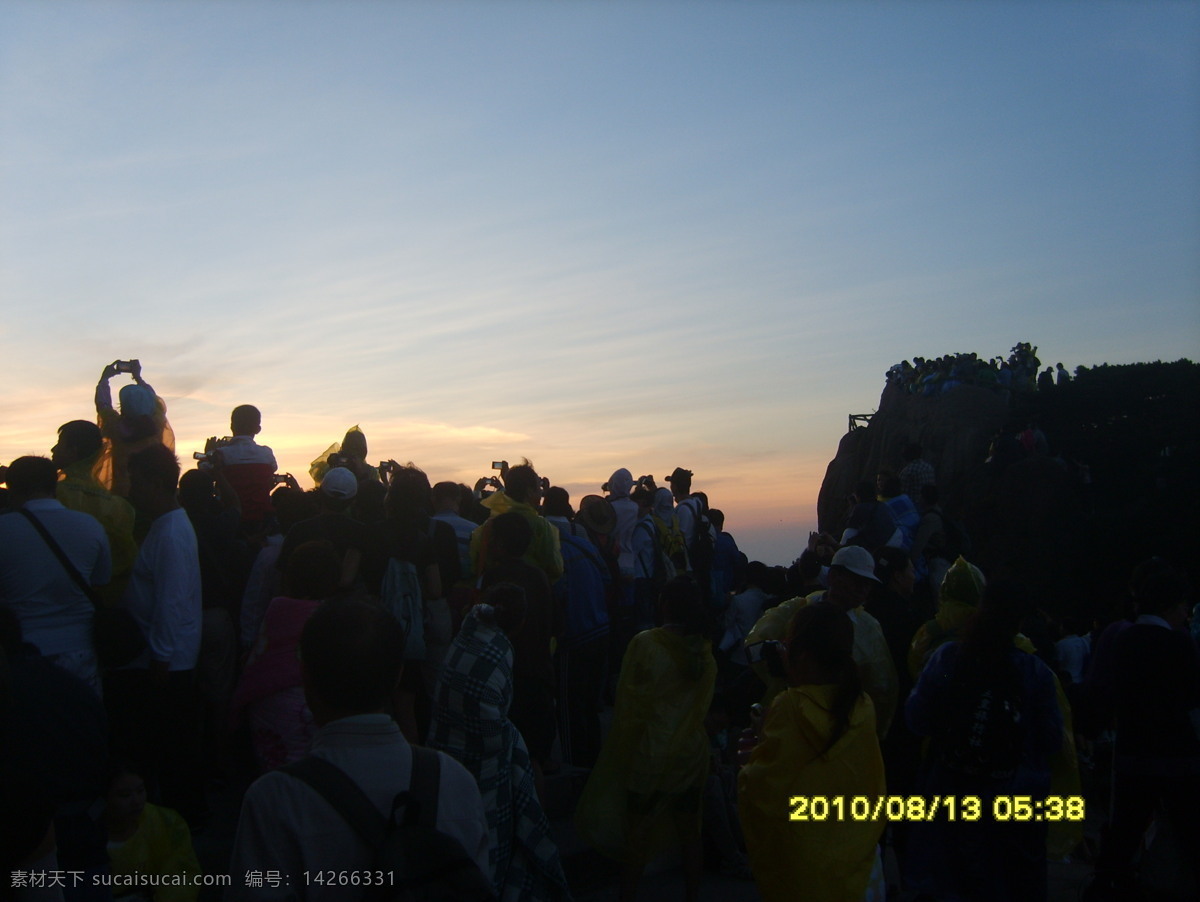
[1,360,1197,902]
[885,342,1072,398]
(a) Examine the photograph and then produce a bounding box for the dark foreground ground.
[192,724,1197,902]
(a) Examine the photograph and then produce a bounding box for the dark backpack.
[936,662,1026,782]
[636,519,677,594]
[283,747,495,901]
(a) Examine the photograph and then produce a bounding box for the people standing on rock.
[840,479,901,554]
[877,470,919,552]
[1038,366,1055,391]
[898,442,935,503]
[910,484,953,604]
[1056,362,1071,386]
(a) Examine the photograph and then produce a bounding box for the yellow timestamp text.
[788,795,1085,823]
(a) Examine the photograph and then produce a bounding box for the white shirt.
[675,496,698,547]
[632,515,657,581]
[719,586,768,665]
[123,507,202,670]
[609,497,638,577]
[228,714,490,901]
[0,499,111,656]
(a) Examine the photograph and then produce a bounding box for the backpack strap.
[636,519,662,573]
[282,755,390,849]
[636,519,658,547]
[562,534,609,578]
[402,746,442,829]
[17,509,103,608]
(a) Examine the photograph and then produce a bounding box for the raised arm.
[95,362,118,414]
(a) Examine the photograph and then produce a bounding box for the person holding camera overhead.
[94,359,174,498]
[308,426,385,523]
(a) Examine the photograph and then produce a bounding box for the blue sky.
[2,1,1197,565]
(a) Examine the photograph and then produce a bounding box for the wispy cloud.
[2,2,1196,564]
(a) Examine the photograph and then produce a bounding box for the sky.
[1,0,1198,566]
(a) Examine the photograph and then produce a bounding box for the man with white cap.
[744,546,898,740]
[276,467,366,591]
[818,546,899,738]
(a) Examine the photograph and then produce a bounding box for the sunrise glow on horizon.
[2,1,1197,566]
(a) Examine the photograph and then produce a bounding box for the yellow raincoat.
[574,627,716,864]
[907,555,985,679]
[746,593,897,739]
[57,455,138,605]
[738,685,885,902]
[469,489,564,582]
[108,803,202,902]
[907,558,1085,860]
[95,388,173,498]
[308,425,380,486]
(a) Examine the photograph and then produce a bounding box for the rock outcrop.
[816,359,1200,617]
[817,383,1009,535]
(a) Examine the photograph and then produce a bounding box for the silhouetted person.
[479,512,559,774]
[0,455,111,694]
[52,419,138,605]
[216,404,277,532]
[94,359,173,498]
[227,598,491,900]
[1086,559,1200,900]
[106,444,204,824]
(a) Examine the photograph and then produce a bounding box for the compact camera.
[193,436,232,470]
